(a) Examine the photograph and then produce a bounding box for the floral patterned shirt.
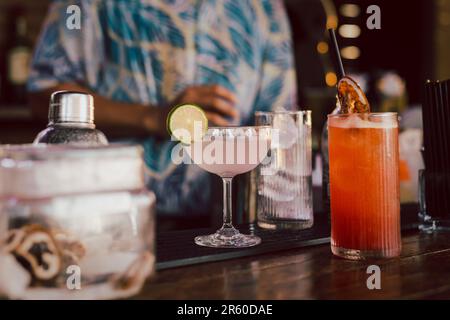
[28,0,297,215]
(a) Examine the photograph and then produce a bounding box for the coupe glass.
[184,126,271,248]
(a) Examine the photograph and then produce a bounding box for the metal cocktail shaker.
[34,91,108,146]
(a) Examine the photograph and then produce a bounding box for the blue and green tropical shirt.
[28,0,297,215]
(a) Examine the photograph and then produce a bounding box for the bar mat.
[156,203,419,270]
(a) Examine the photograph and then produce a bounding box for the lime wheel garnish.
[167,104,208,144]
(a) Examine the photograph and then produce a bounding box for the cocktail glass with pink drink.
[185,126,271,248]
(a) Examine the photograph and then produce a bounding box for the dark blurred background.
[0,0,448,230]
[0,0,449,146]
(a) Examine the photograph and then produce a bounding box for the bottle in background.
[4,6,32,105]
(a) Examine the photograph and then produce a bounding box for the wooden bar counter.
[136,231,450,299]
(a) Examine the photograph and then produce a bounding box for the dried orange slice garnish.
[337,76,370,113]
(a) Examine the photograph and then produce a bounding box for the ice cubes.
[272,114,298,149]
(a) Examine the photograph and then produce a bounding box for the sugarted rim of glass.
[327,112,399,128]
[328,112,398,118]
[255,110,311,116]
[207,125,271,130]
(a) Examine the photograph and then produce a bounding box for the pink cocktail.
[185,126,271,248]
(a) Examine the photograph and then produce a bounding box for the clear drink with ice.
[255,111,313,230]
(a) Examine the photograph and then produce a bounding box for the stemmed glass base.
[195,226,261,248]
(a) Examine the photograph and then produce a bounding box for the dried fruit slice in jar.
[337,76,370,113]
[13,226,62,281]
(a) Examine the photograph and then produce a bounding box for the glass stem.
[222,177,234,229]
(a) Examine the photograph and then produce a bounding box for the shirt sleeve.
[27,1,87,92]
[253,0,297,112]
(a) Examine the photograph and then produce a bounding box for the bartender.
[28,0,297,216]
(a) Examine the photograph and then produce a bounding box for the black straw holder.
[419,79,450,232]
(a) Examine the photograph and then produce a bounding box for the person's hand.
[174,85,240,126]
[141,85,239,137]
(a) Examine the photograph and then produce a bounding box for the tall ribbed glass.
[255,110,313,230]
[328,113,401,260]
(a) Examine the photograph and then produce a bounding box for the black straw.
[328,28,346,80]
[438,82,449,169]
[422,79,450,218]
[424,80,434,170]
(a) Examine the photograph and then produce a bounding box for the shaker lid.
[49,91,94,124]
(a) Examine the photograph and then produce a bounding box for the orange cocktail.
[328,113,401,259]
